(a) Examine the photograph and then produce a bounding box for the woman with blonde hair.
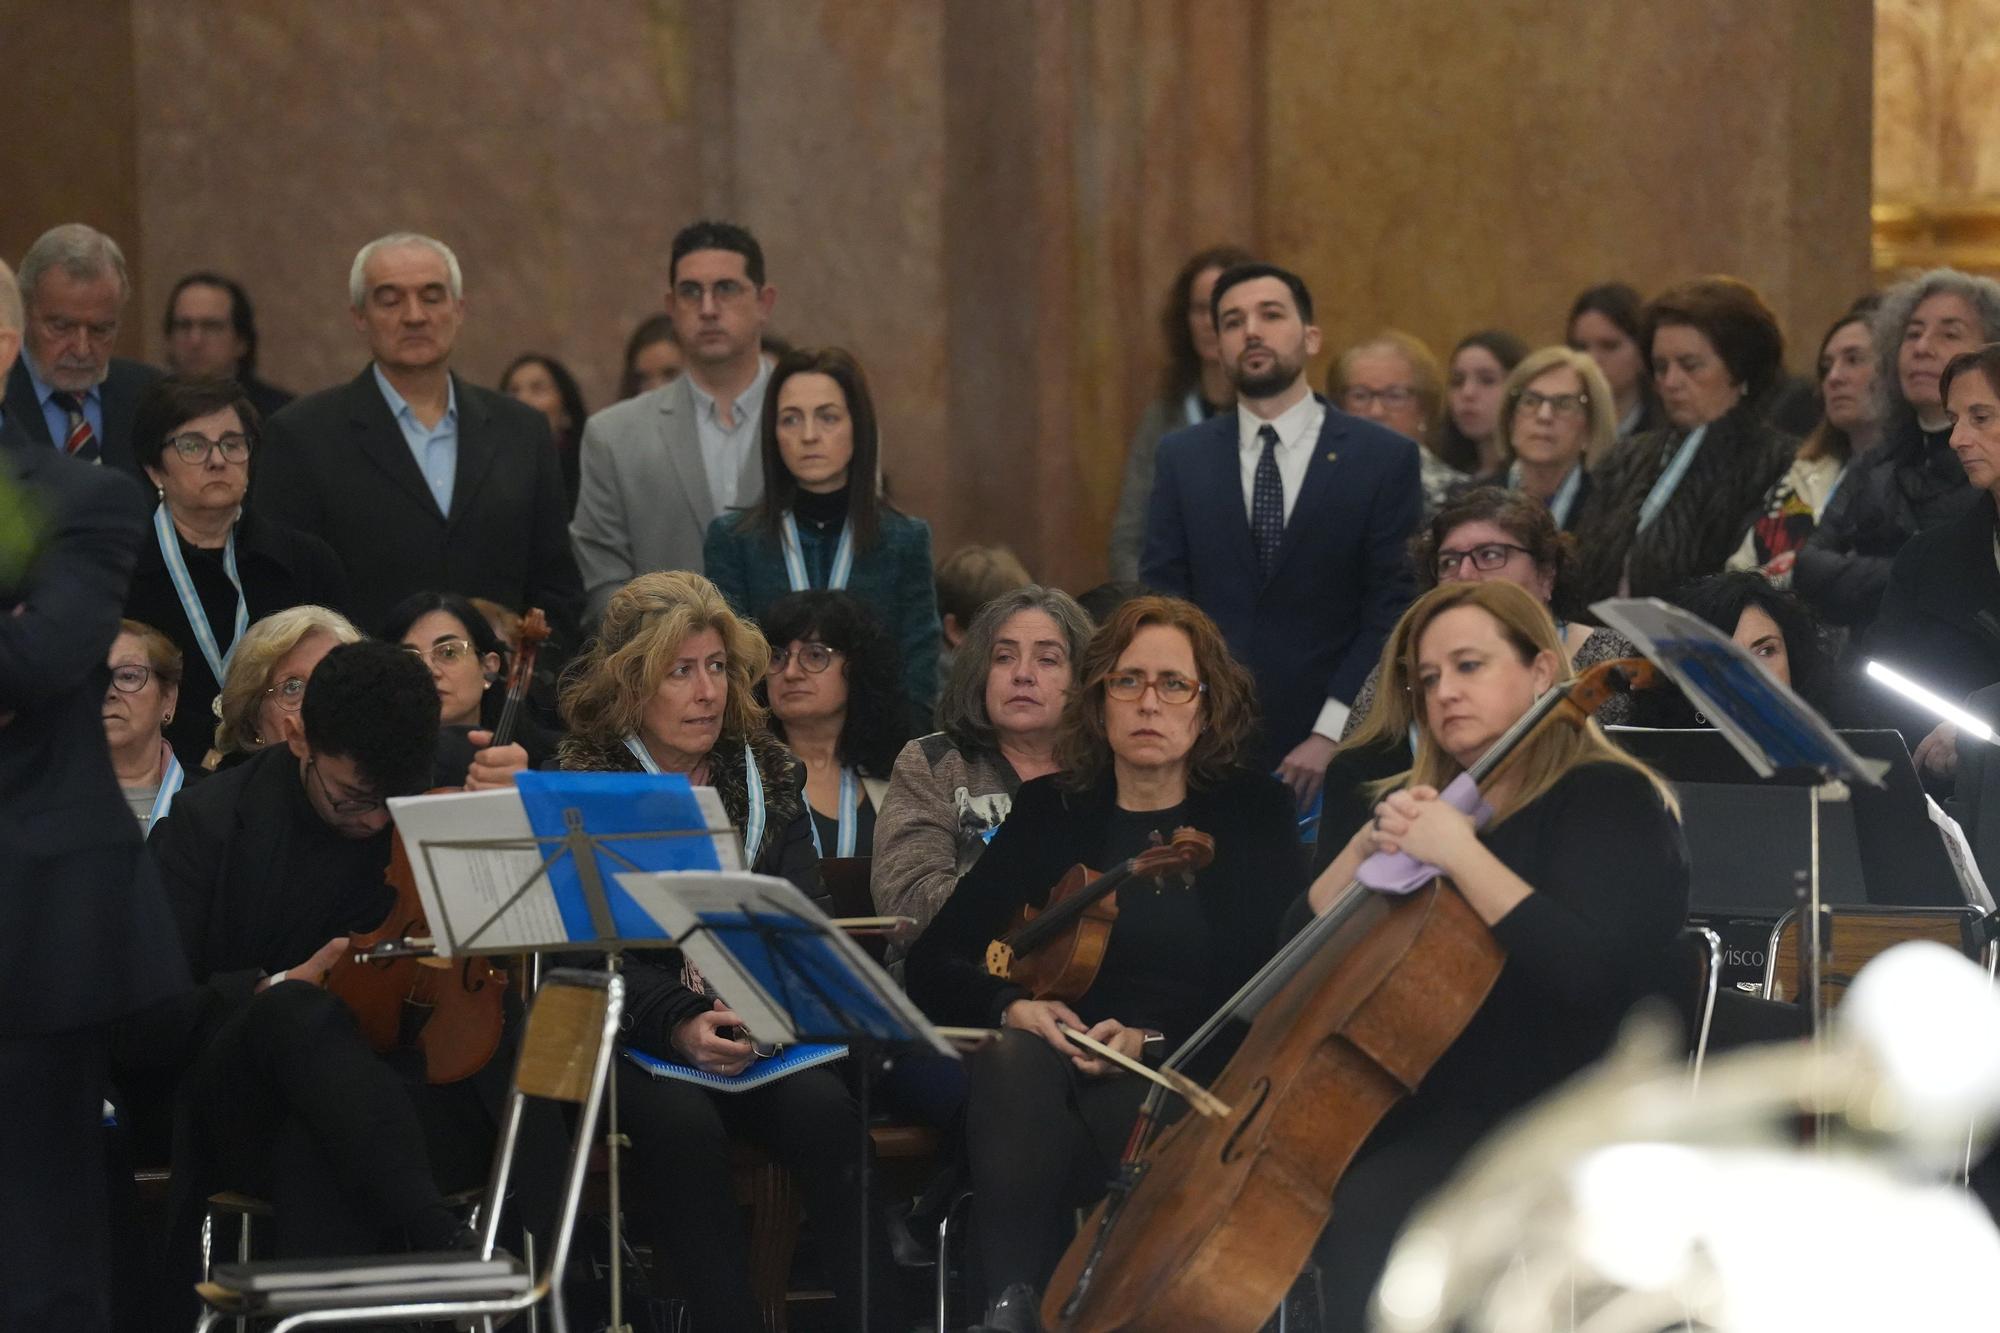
[1465,346,1616,529]
[554,569,899,1330]
[204,604,361,769]
[1329,329,1461,515]
[1303,579,1687,1330]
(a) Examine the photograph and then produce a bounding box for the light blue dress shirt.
[372,364,459,516]
[687,357,771,516]
[23,352,104,450]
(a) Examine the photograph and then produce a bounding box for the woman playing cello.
[1305,579,1688,1327]
[907,595,1304,1331]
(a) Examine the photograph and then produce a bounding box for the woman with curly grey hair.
[1796,268,2000,633]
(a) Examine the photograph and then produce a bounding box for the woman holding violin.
[1304,580,1687,1328]
[554,569,899,1332]
[906,595,1304,1332]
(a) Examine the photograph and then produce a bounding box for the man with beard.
[1142,262,1420,808]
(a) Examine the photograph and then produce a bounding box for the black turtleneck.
[791,483,850,533]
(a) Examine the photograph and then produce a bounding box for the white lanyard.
[1508,461,1584,529]
[145,745,184,833]
[779,511,854,592]
[805,765,860,859]
[1636,423,1709,534]
[154,505,246,684]
[622,735,768,865]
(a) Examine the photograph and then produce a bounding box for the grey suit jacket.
[570,375,764,622]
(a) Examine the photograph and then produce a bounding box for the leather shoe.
[973,1282,1045,1333]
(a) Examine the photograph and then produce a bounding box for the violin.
[985,827,1215,1003]
[1042,658,1658,1331]
[323,607,551,1084]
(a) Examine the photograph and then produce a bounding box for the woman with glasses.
[123,375,349,769]
[555,570,902,1331]
[379,589,551,786]
[103,619,192,834]
[1573,277,1797,604]
[704,346,943,731]
[1461,347,1616,532]
[1327,330,1462,517]
[757,590,908,859]
[205,605,362,770]
[907,595,1305,1330]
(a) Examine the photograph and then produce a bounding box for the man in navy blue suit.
[1143,262,1420,806]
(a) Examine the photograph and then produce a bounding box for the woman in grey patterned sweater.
[871,586,1093,954]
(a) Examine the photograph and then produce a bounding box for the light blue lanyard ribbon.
[1635,423,1709,534]
[1182,389,1205,428]
[154,505,246,684]
[804,765,860,859]
[779,511,854,592]
[622,735,768,865]
[1510,461,1584,529]
[146,746,184,834]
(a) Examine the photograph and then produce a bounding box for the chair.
[1675,925,1723,1087]
[192,967,624,1332]
[1761,904,1989,1009]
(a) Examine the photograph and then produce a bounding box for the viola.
[324,607,550,1084]
[1042,657,1658,1331]
[985,827,1216,1004]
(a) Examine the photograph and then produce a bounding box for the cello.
[323,607,550,1084]
[1042,656,1657,1332]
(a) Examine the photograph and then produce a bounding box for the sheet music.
[386,788,570,954]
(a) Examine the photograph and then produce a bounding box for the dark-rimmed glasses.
[769,643,839,675]
[109,663,156,693]
[1103,671,1205,705]
[306,755,385,816]
[1515,389,1589,418]
[166,432,252,464]
[1435,543,1533,578]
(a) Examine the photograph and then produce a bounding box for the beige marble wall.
[8,0,1873,589]
[1876,0,2000,202]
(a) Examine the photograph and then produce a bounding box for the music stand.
[1594,597,1888,1038]
[615,867,958,1333]
[386,771,747,1333]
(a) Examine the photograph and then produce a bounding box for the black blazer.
[0,436,189,1035]
[254,366,583,644]
[3,355,164,481]
[1142,400,1422,769]
[1863,491,2000,744]
[124,505,352,768]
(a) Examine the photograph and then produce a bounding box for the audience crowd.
[13,209,2000,1331]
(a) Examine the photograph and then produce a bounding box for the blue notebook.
[623,1042,848,1092]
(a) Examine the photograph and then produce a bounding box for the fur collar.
[555,730,806,834]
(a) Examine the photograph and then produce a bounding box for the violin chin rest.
[985,940,1015,978]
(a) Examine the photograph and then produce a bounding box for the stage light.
[1863,660,1996,742]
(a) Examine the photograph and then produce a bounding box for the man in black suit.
[1143,262,1420,806]
[256,232,583,643]
[0,258,189,1330]
[1,223,162,479]
[162,271,296,420]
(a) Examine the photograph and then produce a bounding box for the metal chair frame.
[191,967,623,1333]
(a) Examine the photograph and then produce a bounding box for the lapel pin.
[1325,451,1337,463]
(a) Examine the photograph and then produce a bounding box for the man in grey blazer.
[572,221,777,621]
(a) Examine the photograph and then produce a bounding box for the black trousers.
[0,1025,113,1330]
[617,1060,899,1331]
[962,1029,1148,1307]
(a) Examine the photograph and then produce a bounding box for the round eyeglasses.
[109,663,156,693]
[264,675,308,712]
[769,643,839,675]
[1103,671,1205,705]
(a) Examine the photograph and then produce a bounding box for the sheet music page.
[386,788,570,955]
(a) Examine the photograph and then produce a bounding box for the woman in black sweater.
[1304,580,1688,1329]
[907,595,1306,1331]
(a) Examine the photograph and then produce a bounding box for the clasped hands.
[1357,785,1478,872]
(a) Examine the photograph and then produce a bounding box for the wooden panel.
[1766,907,1978,1009]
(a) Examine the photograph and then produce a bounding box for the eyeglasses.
[769,643,839,675]
[166,432,252,464]
[1515,389,1590,418]
[402,638,475,669]
[109,664,156,693]
[35,313,118,346]
[306,756,385,816]
[1342,385,1417,411]
[1435,542,1534,577]
[264,675,307,712]
[1103,671,1205,705]
[672,278,754,307]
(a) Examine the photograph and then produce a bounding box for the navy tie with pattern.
[1252,423,1284,576]
[54,392,99,463]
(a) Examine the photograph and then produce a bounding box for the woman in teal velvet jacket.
[704,346,942,731]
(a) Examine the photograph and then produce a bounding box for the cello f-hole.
[1220,1078,1270,1165]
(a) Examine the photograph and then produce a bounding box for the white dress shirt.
[1236,393,1349,742]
